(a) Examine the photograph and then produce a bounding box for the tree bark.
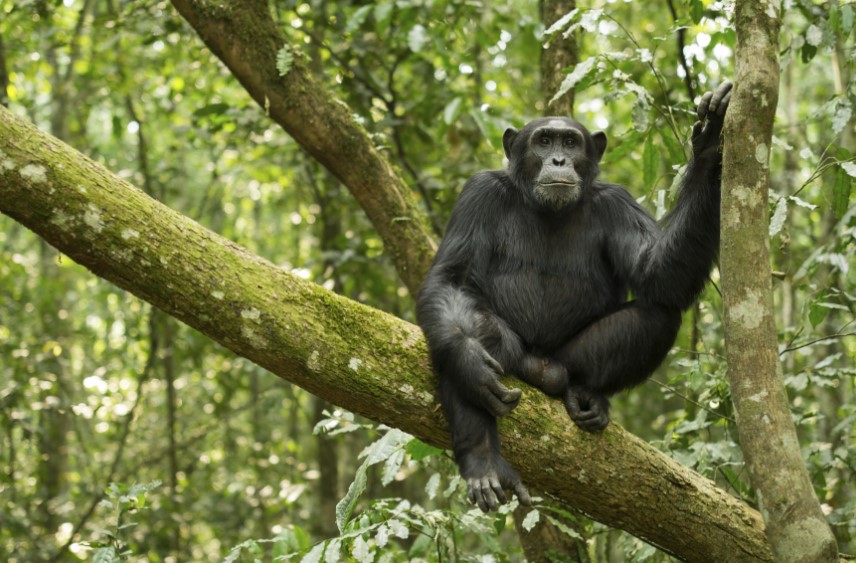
[541,0,578,117]
[720,3,839,561]
[0,105,774,563]
[167,0,436,296]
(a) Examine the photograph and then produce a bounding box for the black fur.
[417,83,732,511]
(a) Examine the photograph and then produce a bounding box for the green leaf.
[443,97,463,125]
[809,300,829,328]
[660,131,685,167]
[832,166,852,218]
[785,372,809,392]
[601,128,645,166]
[361,428,410,464]
[769,196,787,238]
[627,85,650,132]
[544,514,584,541]
[425,473,441,499]
[521,508,540,531]
[494,512,507,535]
[543,9,579,38]
[469,109,492,146]
[830,4,842,36]
[336,429,411,532]
[843,4,854,37]
[691,0,703,24]
[549,57,597,107]
[324,539,341,563]
[800,42,817,63]
[276,45,294,77]
[832,101,852,134]
[374,2,394,36]
[301,542,325,563]
[193,103,230,118]
[405,438,444,461]
[352,535,374,563]
[336,461,368,533]
[346,5,373,33]
[643,131,658,189]
[381,448,405,485]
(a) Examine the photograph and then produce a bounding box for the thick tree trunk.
[0,105,774,563]
[720,3,839,561]
[168,0,436,296]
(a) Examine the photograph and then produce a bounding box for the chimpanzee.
[416,82,732,512]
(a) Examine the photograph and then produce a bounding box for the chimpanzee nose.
[552,157,566,166]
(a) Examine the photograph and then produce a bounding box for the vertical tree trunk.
[720,3,839,561]
[541,0,578,117]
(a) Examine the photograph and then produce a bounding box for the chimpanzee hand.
[564,385,611,431]
[459,341,522,416]
[691,80,733,161]
[520,355,568,396]
[460,448,532,512]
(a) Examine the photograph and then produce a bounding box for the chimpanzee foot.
[462,453,532,512]
[564,385,610,431]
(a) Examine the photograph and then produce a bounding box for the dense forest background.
[0,0,854,561]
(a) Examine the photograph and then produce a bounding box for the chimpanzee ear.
[592,131,608,161]
[502,127,519,160]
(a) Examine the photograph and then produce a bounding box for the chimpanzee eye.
[563,137,576,147]
[539,135,551,146]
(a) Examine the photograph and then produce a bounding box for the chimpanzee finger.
[691,121,703,141]
[478,478,500,511]
[487,378,522,405]
[576,414,609,432]
[480,384,520,416]
[708,81,733,114]
[573,407,602,422]
[481,391,511,417]
[564,392,581,417]
[489,477,507,505]
[715,90,732,117]
[697,91,713,120]
[514,482,532,506]
[468,479,491,512]
[481,349,505,376]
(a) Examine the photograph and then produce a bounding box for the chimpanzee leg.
[438,378,532,512]
[476,313,569,396]
[554,301,682,430]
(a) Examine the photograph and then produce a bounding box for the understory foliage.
[0,0,853,561]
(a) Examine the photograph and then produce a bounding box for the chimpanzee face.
[503,117,607,211]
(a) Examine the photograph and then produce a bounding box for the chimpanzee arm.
[605,82,731,310]
[416,172,525,416]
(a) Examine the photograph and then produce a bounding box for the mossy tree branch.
[0,104,774,563]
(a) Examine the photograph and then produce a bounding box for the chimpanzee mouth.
[534,181,581,209]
